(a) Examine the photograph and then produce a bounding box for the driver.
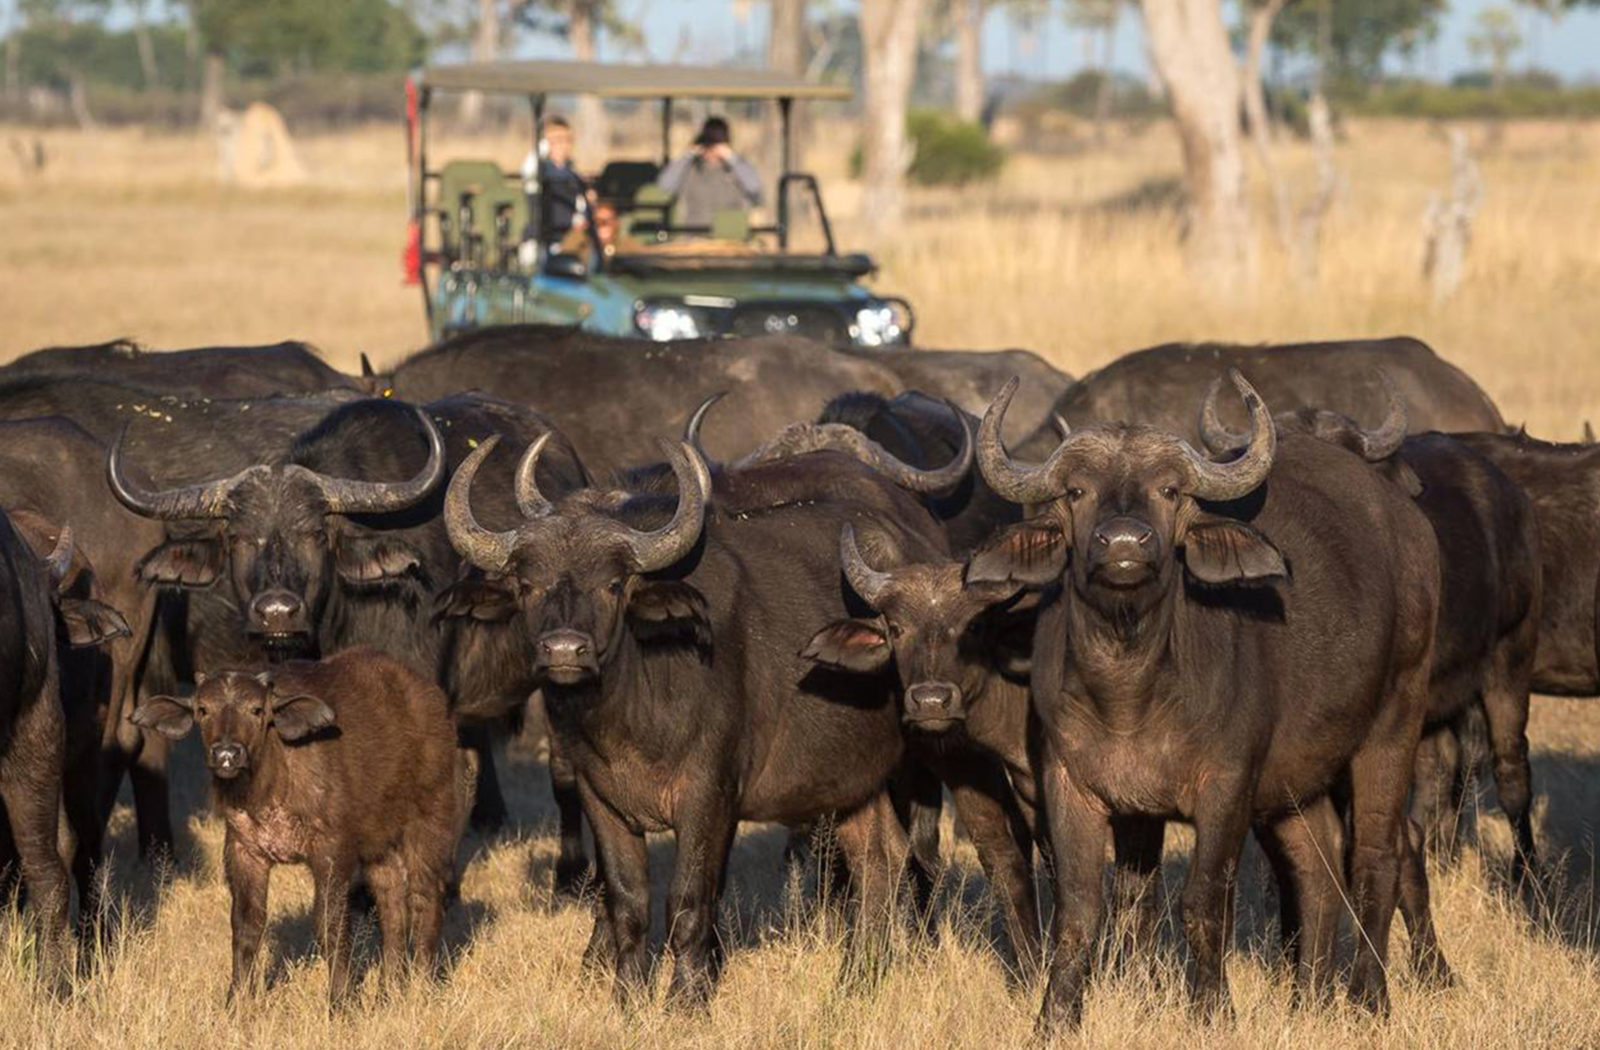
[654,116,763,229]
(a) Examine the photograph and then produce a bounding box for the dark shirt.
[539,158,586,240]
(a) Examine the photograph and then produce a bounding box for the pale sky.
[522,0,1600,84]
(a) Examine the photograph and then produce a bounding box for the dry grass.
[1,117,1599,1048]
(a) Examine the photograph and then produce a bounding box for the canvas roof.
[420,59,851,101]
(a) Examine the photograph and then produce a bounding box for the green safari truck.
[404,59,914,347]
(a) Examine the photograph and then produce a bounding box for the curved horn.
[44,525,73,587]
[739,414,972,495]
[107,425,248,521]
[443,437,519,571]
[621,440,710,573]
[513,431,557,519]
[839,523,892,608]
[976,377,1076,504]
[684,391,726,454]
[1197,375,1245,454]
[1052,413,1072,441]
[307,407,445,515]
[1179,371,1276,501]
[1351,373,1407,461]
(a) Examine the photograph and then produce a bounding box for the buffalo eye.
[1160,485,1179,501]
[250,706,264,718]
[1065,486,1085,503]
[608,578,625,596]
[886,621,904,640]
[196,705,209,717]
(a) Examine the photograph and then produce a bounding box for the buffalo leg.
[364,856,408,986]
[1181,774,1252,1019]
[0,681,71,991]
[128,730,175,862]
[944,756,1040,975]
[664,789,738,1007]
[1482,664,1538,885]
[1396,816,1454,987]
[1410,726,1464,860]
[312,854,358,1007]
[548,735,588,898]
[1345,736,1414,1014]
[1256,798,1344,1003]
[834,791,911,983]
[580,781,651,1004]
[63,760,105,947]
[891,761,943,917]
[461,724,507,834]
[1036,757,1111,1034]
[224,835,271,1002]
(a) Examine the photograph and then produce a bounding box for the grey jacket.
[656,150,764,228]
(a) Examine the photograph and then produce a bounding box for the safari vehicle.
[404,60,914,346]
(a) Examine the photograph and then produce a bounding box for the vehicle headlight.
[634,301,703,342]
[850,298,913,347]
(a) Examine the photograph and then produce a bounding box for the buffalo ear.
[1182,514,1287,585]
[336,536,425,587]
[800,619,892,674]
[137,540,223,588]
[130,694,193,739]
[433,574,519,623]
[1379,460,1425,498]
[627,580,712,651]
[271,693,337,742]
[965,520,1069,588]
[57,598,132,648]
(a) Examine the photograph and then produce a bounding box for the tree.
[764,0,808,175]
[1064,0,1123,143]
[1140,0,1253,289]
[859,0,924,235]
[950,0,984,122]
[1467,6,1524,89]
[1271,0,1444,83]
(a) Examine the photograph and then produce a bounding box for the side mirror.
[544,253,587,280]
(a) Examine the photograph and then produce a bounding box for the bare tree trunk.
[1241,0,1284,147]
[1243,0,1293,264]
[459,0,499,129]
[67,74,97,131]
[1423,127,1480,302]
[953,0,984,123]
[134,2,161,91]
[571,3,608,162]
[764,0,807,179]
[198,50,225,131]
[4,32,19,104]
[859,0,923,236]
[1141,0,1253,290]
[1093,13,1117,146]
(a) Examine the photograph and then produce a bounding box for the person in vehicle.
[655,116,763,229]
[524,115,590,247]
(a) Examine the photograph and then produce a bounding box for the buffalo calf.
[132,649,465,1005]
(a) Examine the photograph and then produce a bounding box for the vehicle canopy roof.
[419,59,852,101]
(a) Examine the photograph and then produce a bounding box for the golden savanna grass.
[1,117,1599,1048]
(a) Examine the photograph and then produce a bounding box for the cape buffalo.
[1452,430,1600,696]
[440,437,947,1005]
[1036,337,1504,449]
[1,339,360,398]
[131,650,466,1005]
[974,373,1448,1029]
[801,524,1045,969]
[837,346,1074,444]
[365,324,903,473]
[1200,384,1542,877]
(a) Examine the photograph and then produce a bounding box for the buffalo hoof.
[469,797,509,835]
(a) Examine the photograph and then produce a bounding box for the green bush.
[851,110,1005,187]
[1336,76,1600,119]
[905,110,1005,186]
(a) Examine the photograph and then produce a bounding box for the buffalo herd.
[0,327,1593,1029]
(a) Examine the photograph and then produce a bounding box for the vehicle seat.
[436,160,512,266]
[710,208,750,242]
[624,183,674,242]
[594,160,660,206]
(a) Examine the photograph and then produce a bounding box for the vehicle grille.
[726,303,850,346]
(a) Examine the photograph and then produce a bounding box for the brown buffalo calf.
[133,649,465,1005]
